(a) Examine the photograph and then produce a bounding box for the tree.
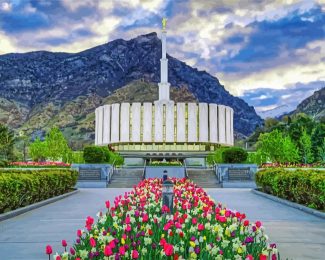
[311,123,325,162]
[299,129,314,163]
[222,147,248,163]
[256,129,299,163]
[45,127,71,161]
[317,138,325,162]
[0,124,15,161]
[29,137,48,162]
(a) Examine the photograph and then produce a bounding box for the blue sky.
[0,0,324,114]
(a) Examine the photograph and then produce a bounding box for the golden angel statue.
[162,17,167,30]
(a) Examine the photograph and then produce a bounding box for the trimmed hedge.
[256,168,325,210]
[222,147,248,163]
[0,169,78,213]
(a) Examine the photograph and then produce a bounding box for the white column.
[155,102,164,142]
[225,107,231,145]
[188,103,198,142]
[131,103,141,142]
[209,104,218,143]
[218,105,226,144]
[165,102,174,142]
[111,103,120,143]
[103,105,111,144]
[120,103,130,142]
[97,106,104,145]
[177,103,186,142]
[230,108,234,145]
[143,103,152,142]
[95,108,99,145]
[199,103,208,142]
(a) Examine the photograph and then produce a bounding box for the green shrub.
[256,168,325,210]
[222,147,248,163]
[83,146,106,163]
[109,151,124,166]
[0,169,78,213]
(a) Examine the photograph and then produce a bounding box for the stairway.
[108,168,143,188]
[187,168,221,188]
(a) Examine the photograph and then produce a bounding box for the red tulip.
[61,240,67,247]
[89,237,96,247]
[45,245,52,255]
[244,220,249,226]
[132,249,139,259]
[77,229,82,237]
[105,200,110,209]
[119,246,125,255]
[259,254,267,260]
[164,243,174,256]
[198,223,204,231]
[192,218,197,225]
[104,245,113,256]
[255,221,262,228]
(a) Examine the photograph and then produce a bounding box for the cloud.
[0,0,324,112]
[241,80,324,112]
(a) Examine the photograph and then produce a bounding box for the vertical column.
[131,103,141,142]
[143,103,152,142]
[111,103,120,143]
[209,104,218,143]
[103,105,111,144]
[188,103,198,142]
[218,105,226,144]
[155,102,164,142]
[95,108,99,145]
[165,102,175,142]
[230,108,234,145]
[225,107,231,145]
[199,103,208,142]
[176,103,186,142]
[120,103,130,142]
[97,106,104,145]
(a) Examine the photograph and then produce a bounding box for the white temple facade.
[95,20,234,153]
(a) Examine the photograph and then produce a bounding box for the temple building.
[95,19,234,158]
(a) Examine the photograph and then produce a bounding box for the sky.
[0,0,324,114]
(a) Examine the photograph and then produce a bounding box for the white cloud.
[0,2,11,12]
[0,31,17,54]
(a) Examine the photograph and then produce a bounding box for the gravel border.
[252,189,325,220]
[0,189,79,222]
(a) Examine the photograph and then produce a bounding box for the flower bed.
[260,162,324,168]
[0,169,78,213]
[149,161,182,167]
[8,161,71,168]
[47,178,278,259]
[256,168,325,210]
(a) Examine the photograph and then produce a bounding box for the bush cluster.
[256,168,325,210]
[83,146,124,165]
[0,169,78,213]
[222,147,248,163]
[207,147,248,165]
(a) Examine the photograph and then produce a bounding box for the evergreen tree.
[299,129,314,163]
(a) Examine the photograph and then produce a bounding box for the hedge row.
[0,169,78,214]
[256,168,325,210]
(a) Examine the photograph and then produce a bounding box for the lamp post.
[162,178,174,214]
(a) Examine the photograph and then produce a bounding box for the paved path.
[0,188,324,260]
[207,189,325,260]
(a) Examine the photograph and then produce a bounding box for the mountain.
[0,32,262,146]
[258,105,292,119]
[289,87,325,120]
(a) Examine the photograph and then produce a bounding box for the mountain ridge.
[0,32,262,145]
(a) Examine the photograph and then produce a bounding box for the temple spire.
[158,17,170,102]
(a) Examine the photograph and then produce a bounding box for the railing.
[213,161,222,184]
[184,160,188,178]
[107,159,116,186]
[142,160,147,180]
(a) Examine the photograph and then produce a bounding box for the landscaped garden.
[0,168,78,213]
[256,168,325,211]
[46,178,278,260]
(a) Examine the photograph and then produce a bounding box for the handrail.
[213,160,221,183]
[107,159,116,186]
[184,159,188,178]
[142,160,147,179]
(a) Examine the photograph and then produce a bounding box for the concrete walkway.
[207,189,325,260]
[0,188,324,260]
